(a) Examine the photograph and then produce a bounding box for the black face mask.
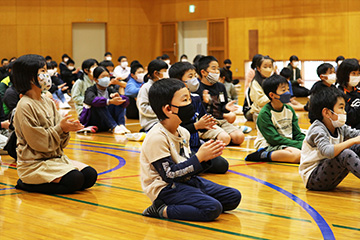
[171,103,195,123]
[225,66,231,70]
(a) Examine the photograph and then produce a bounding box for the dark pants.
[307,144,360,190]
[87,105,125,132]
[157,176,241,221]
[125,96,139,119]
[292,84,310,97]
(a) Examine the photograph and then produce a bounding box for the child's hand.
[203,90,210,103]
[109,96,126,106]
[60,114,84,133]
[110,92,120,98]
[196,139,225,162]
[225,100,239,112]
[195,114,216,130]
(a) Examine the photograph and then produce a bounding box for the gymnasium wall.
[0,0,161,66]
[160,0,360,77]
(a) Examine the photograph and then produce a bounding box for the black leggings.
[16,166,98,194]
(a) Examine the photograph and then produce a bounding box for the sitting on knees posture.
[300,87,360,190]
[141,79,241,221]
[12,54,97,194]
[246,74,305,163]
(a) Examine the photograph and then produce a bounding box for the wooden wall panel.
[40,0,64,25]
[17,25,41,55]
[40,25,65,61]
[0,0,16,25]
[86,0,108,22]
[0,26,17,58]
[16,0,41,25]
[107,25,131,61]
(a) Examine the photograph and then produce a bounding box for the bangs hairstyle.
[12,54,46,94]
[336,56,345,63]
[144,59,168,82]
[118,56,127,62]
[309,87,346,123]
[131,64,144,75]
[82,58,99,74]
[336,58,360,87]
[262,74,288,99]
[46,61,58,70]
[149,78,186,121]
[256,55,274,69]
[169,62,195,80]
[316,63,334,77]
[93,66,109,79]
[99,60,114,68]
[251,54,263,69]
[196,56,218,78]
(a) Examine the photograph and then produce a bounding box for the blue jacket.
[125,77,143,98]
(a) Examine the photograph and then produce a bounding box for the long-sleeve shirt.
[299,120,360,186]
[71,74,94,116]
[338,85,360,129]
[124,77,142,98]
[249,72,270,115]
[255,102,305,149]
[136,79,158,131]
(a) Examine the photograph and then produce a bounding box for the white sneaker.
[118,124,131,134]
[240,125,252,134]
[125,132,146,141]
[59,102,71,109]
[113,125,125,134]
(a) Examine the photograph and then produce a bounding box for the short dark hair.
[66,58,74,65]
[118,56,127,62]
[336,56,345,63]
[93,66,109,79]
[219,68,231,82]
[289,55,299,62]
[149,78,186,121]
[251,54,263,69]
[309,87,346,123]
[196,56,218,78]
[62,54,69,59]
[131,64,144,75]
[169,62,195,80]
[81,59,99,75]
[144,59,168,81]
[130,60,140,68]
[1,58,8,65]
[13,54,46,94]
[45,56,52,61]
[224,59,231,64]
[280,67,292,80]
[262,74,288,99]
[104,52,112,56]
[180,54,188,60]
[161,54,170,60]
[316,63,334,78]
[336,58,360,87]
[46,61,58,70]
[99,60,114,68]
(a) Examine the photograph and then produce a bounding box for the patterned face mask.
[37,73,52,91]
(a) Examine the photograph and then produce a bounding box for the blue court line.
[68,143,141,153]
[228,170,335,240]
[67,148,126,175]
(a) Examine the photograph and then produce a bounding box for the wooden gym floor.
[1,84,360,240]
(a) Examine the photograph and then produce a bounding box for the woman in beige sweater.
[13,54,97,194]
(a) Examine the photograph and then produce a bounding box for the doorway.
[72,23,106,66]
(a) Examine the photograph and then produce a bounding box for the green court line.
[95,183,143,193]
[1,165,17,170]
[0,182,16,187]
[332,224,360,231]
[237,208,312,223]
[51,194,268,240]
[267,162,299,167]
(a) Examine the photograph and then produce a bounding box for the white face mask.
[105,56,112,61]
[338,60,343,65]
[160,71,169,79]
[206,72,220,84]
[329,110,347,128]
[64,57,69,63]
[324,73,336,85]
[68,66,74,71]
[98,77,110,88]
[38,73,52,91]
[164,60,171,65]
[260,68,273,78]
[292,61,299,68]
[181,59,188,62]
[349,76,360,87]
[185,77,200,92]
[121,61,128,68]
[47,69,56,76]
[135,73,145,83]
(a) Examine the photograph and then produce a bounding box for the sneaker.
[118,124,131,134]
[77,126,98,134]
[240,125,252,134]
[142,199,167,218]
[245,148,267,162]
[113,125,125,134]
[125,132,146,141]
